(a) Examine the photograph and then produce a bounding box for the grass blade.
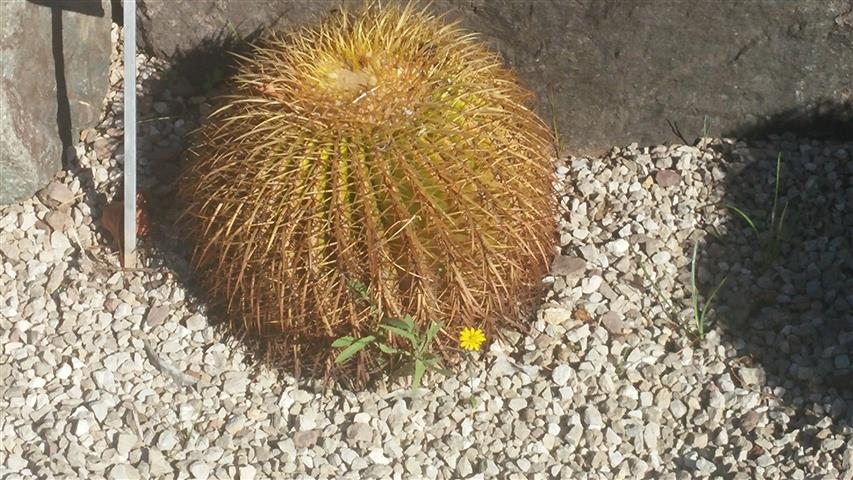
[691,242,702,338]
[412,359,426,389]
[775,200,789,238]
[701,276,727,317]
[771,152,782,226]
[422,321,441,352]
[334,335,375,364]
[724,205,759,235]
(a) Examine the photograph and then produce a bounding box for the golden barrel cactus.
[179,4,556,379]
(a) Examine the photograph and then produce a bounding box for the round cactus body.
[179,4,556,378]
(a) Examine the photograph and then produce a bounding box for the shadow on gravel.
[133,29,272,367]
[699,102,853,431]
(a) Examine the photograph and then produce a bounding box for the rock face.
[136,0,853,154]
[0,0,111,204]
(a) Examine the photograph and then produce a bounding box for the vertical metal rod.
[123,0,137,268]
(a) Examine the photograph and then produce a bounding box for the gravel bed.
[0,25,851,480]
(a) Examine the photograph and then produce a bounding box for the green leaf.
[334,335,375,364]
[347,279,370,301]
[377,343,399,354]
[412,359,426,389]
[331,336,355,348]
[701,276,727,316]
[384,318,413,333]
[380,324,418,347]
[422,321,441,350]
[402,314,415,331]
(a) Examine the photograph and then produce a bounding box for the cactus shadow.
[134,28,288,370]
[698,101,853,432]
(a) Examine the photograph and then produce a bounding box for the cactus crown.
[180,3,556,381]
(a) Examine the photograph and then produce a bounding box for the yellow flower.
[459,327,486,351]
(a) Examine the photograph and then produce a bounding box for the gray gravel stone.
[346,422,373,443]
[294,430,320,449]
[551,255,586,277]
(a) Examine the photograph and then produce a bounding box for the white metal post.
[123,0,137,268]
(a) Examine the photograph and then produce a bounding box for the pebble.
[44,181,75,204]
[582,275,603,293]
[145,305,170,327]
[552,364,573,386]
[346,422,373,443]
[74,418,89,437]
[294,430,320,449]
[148,448,172,476]
[651,251,671,265]
[238,465,257,480]
[738,367,765,386]
[157,431,179,451]
[222,373,250,395]
[108,463,140,480]
[670,399,687,419]
[600,311,624,334]
[583,406,604,430]
[606,239,630,255]
[551,255,586,277]
[115,432,137,456]
[186,314,206,331]
[50,231,71,252]
[655,169,682,187]
[189,461,211,479]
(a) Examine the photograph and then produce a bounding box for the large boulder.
[136,0,853,154]
[0,0,112,204]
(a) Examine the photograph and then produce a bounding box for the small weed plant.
[724,152,789,265]
[637,240,726,340]
[333,280,451,390]
[689,241,726,339]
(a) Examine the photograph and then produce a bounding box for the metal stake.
[123,0,137,268]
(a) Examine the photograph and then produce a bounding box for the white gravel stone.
[189,461,212,479]
[223,374,250,395]
[606,239,630,255]
[186,314,206,331]
[583,406,604,430]
[238,465,257,480]
[6,454,27,471]
[115,432,137,456]
[157,431,179,451]
[148,448,172,476]
[108,464,140,480]
[581,275,603,293]
[73,418,90,437]
[552,364,573,386]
